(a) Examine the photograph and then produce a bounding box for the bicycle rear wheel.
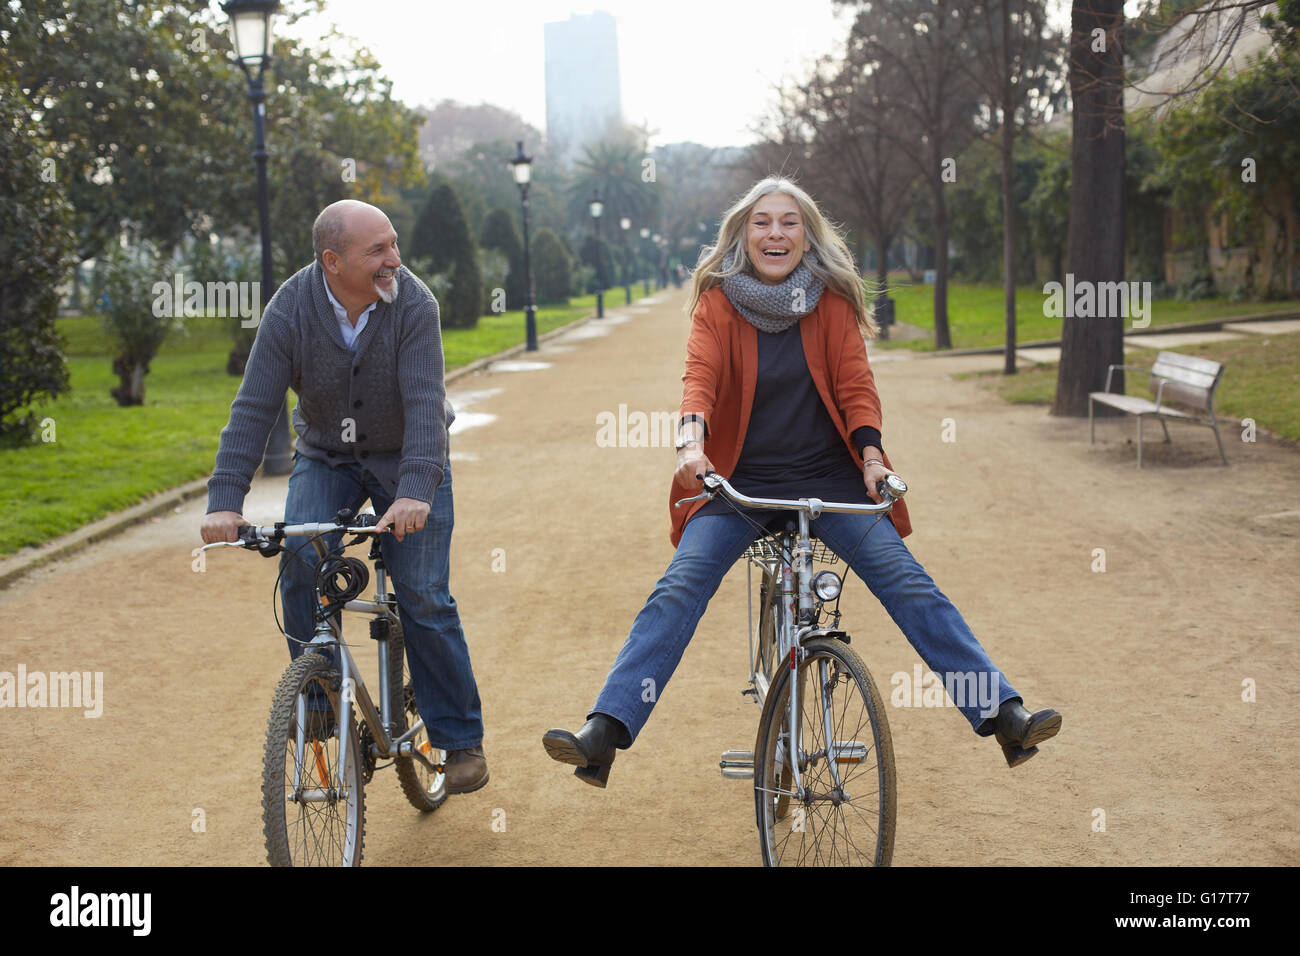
[753,637,895,866]
[262,652,365,866]
[388,621,448,812]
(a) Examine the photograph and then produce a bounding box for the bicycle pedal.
[720,750,754,779]
[832,741,868,764]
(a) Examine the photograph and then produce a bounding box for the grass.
[960,330,1300,442]
[878,279,1299,350]
[1,291,641,555]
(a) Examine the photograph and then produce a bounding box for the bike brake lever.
[674,471,723,509]
[673,490,713,509]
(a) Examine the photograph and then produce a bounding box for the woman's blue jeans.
[278,452,483,751]
[591,510,1019,748]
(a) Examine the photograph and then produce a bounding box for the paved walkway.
[1,290,1297,865]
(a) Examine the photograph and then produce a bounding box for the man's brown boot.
[444,745,489,794]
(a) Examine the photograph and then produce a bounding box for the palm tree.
[568,138,658,231]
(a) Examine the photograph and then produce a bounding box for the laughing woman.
[542,176,1061,787]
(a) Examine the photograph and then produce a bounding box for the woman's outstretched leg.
[543,512,761,786]
[813,512,1061,766]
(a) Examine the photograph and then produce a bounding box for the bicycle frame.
[293,531,443,783]
[678,473,906,807]
[202,521,443,795]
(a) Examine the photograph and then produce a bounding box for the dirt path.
[2,290,1297,866]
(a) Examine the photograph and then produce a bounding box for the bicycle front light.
[813,570,842,601]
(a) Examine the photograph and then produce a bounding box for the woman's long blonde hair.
[686,176,878,336]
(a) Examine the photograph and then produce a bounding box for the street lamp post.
[508,141,538,351]
[639,227,651,296]
[222,0,291,476]
[619,217,632,305]
[588,193,604,318]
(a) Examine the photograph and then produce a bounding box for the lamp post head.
[221,0,280,82]
[639,227,650,239]
[620,217,631,231]
[509,140,533,187]
[589,194,603,220]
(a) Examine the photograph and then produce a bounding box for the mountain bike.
[675,473,906,866]
[201,509,446,866]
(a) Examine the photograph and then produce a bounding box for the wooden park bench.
[1089,351,1229,468]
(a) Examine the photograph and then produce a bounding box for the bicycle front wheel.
[262,652,365,866]
[753,637,896,866]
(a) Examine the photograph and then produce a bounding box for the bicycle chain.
[357,721,377,783]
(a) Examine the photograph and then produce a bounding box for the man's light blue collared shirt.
[322,273,377,351]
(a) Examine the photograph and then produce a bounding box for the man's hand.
[375,497,431,542]
[675,441,715,487]
[202,510,245,544]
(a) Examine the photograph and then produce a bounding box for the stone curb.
[900,309,1300,359]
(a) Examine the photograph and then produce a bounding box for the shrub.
[410,181,482,328]
[478,207,526,309]
[478,248,509,315]
[96,240,184,406]
[533,229,572,305]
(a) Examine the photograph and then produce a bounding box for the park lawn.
[0,292,633,555]
[961,331,1300,442]
[878,281,1300,350]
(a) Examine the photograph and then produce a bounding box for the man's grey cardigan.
[206,261,456,515]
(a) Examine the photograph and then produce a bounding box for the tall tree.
[413,99,543,173]
[795,54,922,296]
[569,136,658,235]
[0,69,75,443]
[835,0,983,349]
[956,0,1063,372]
[0,1,424,270]
[1052,0,1126,417]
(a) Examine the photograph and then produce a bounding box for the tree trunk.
[111,355,147,406]
[1001,0,1018,375]
[932,176,952,350]
[1053,0,1126,417]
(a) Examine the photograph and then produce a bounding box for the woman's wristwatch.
[676,414,706,451]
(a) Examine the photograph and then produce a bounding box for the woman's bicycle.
[201,509,446,866]
[674,472,907,866]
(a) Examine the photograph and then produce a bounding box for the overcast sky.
[277,0,1093,149]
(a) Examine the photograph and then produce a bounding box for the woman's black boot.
[992,698,1062,768]
[542,713,625,788]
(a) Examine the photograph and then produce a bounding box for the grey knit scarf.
[721,252,825,333]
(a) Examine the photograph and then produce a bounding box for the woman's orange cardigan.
[668,285,912,547]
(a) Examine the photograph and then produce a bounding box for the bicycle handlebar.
[673,472,907,518]
[199,519,387,552]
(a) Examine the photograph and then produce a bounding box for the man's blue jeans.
[591,510,1019,747]
[279,452,483,751]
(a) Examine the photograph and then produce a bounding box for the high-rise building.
[544,11,623,166]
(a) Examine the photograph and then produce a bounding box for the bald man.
[201,200,488,794]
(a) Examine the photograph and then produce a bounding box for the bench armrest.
[1152,377,1169,412]
[1103,364,1152,394]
